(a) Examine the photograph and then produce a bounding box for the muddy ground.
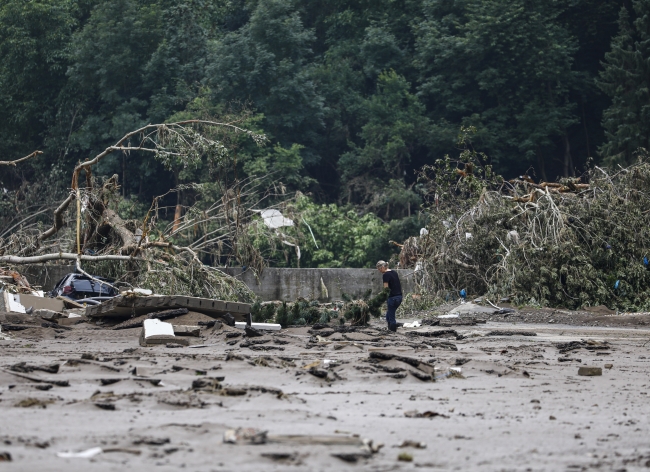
[1,305,650,471]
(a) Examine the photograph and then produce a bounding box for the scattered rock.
[578,367,602,376]
[245,326,264,337]
[133,437,170,446]
[94,402,116,411]
[404,410,448,419]
[100,379,121,386]
[308,367,328,379]
[332,452,371,462]
[222,313,236,327]
[398,452,413,462]
[261,452,296,461]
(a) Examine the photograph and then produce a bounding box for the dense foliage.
[1,0,647,268]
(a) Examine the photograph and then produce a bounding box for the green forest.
[1,0,649,269]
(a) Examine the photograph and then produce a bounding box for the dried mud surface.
[1,308,650,471]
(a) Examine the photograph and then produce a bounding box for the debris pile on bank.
[415,154,650,311]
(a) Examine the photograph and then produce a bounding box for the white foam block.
[234,322,281,331]
[143,318,175,338]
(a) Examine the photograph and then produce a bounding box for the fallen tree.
[0,120,302,302]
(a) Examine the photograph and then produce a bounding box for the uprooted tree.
[0,120,303,302]
[410,127,650,311]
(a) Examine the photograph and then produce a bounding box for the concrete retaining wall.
[18,264,415,302]
[222,267,415,302]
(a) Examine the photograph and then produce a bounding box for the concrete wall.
[222,267,415,302]
[19,264,75,292]
[18,264,415,302]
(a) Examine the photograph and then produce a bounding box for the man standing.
[376,260,402,332]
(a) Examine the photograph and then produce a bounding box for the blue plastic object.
[459,289,467,299]
[605,244,612,250]
[644,257,649,267]
[614,280,620,290]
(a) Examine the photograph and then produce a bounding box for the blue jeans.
[386,295,402,331]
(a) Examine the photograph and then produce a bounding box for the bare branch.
[0,253,138,264]
[0,150,43,166]
[39,193,74,241]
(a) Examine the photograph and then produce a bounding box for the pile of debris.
[415,151,650,311]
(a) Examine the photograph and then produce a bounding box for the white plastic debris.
[57,447,103,459]
[465,232,473,240]
[402,320,422,328]
[143,318,175,338]
[133,288,153,296]
[121,288,154,296]
[254,209,294,229]
[419,228,429,237]
[507,230,519,244]
[438,314,460,319]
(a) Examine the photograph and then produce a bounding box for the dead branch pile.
[0,120,298,302]
[417,152,650,311]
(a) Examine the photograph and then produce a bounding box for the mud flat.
[1,312,649,471]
